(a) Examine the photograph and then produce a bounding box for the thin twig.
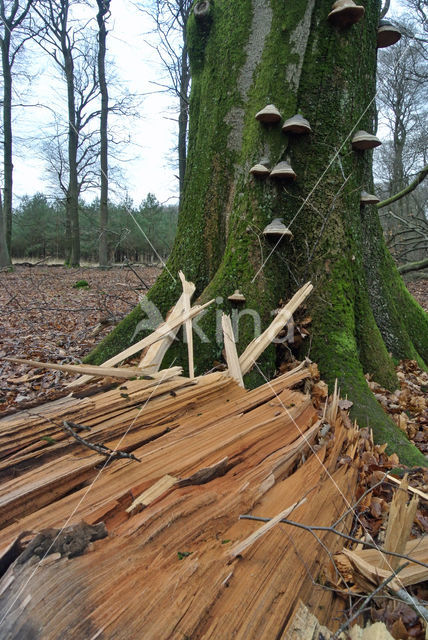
[123,261,149,289]
[62,421,141,462]
[238,515,428,569]
[393,587,428,621]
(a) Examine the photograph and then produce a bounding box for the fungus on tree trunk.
[87,0,428,466]
[377,20,402,48]
[193,1,212,22]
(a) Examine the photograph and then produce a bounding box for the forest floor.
[0,266,427,458]
[407,279,428,312]
[0,264,161,410]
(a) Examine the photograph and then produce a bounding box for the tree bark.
[97,0,109,267]
[178,38,189,200]
[0,188,11,267]
[88,0,427,465]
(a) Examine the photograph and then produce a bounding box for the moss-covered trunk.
[88,0,427,466]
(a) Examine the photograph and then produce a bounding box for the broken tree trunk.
[0,362,363,636]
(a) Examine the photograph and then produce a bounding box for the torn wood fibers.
[0,277,424,638]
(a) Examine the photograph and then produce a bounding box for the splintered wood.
[0,362,362,638]
[334,475,426,595]
[2,279,405,639]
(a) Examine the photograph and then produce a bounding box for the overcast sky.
[11,0,404,209]
[12,0,179,207]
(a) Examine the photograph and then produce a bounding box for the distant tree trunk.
[0,0,33,252]
[64,46,80,267]
[1,30,13,251]
[89,0,427,465]
[97,0,110,267]
[0,188,11,267]
[64,204,72,265]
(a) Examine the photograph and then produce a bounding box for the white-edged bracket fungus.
[193,0,211,20]
[269,161,296,181]
[255,104,282,124]
[250,162,270,177]
[351,130,382,150]
[360,190,380,205]
[263,218,293,239]
[377,20,402,48]
[228,289,246,303]
[328,0,365,27]
[282,114,312,134]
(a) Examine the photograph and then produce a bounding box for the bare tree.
[32,0,100,267]
[376,18,427,264]
[0,0,34,259]
[96,0,110,267]
[137,0,192,203]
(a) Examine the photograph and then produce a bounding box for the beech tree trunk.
[88,0,428,465]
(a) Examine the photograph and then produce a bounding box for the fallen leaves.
[0,265,161,412]
[367,359,428,456]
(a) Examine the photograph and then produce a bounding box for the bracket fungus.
[250,162,270,177]
[351,130,382,150]
[263,218,293,239]
[269,161,296,181]
[327,0,365,27]
[255,104,282,124]
[360,190,380,205]
[282,114,312,134]
[193,0,212,21]
[228,289,246,303]
[377,20,402,48]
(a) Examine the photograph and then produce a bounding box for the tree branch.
[380,0,391,18]
[238,515,428,569]
[398,257,428,274]
[377,164,428,209]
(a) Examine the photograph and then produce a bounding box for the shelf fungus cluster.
[251,106,312,182]
[247,2,401,268]
[249,159,297,181]
[326,0,401,50]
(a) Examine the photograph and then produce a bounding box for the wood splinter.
[228,498,307,562]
